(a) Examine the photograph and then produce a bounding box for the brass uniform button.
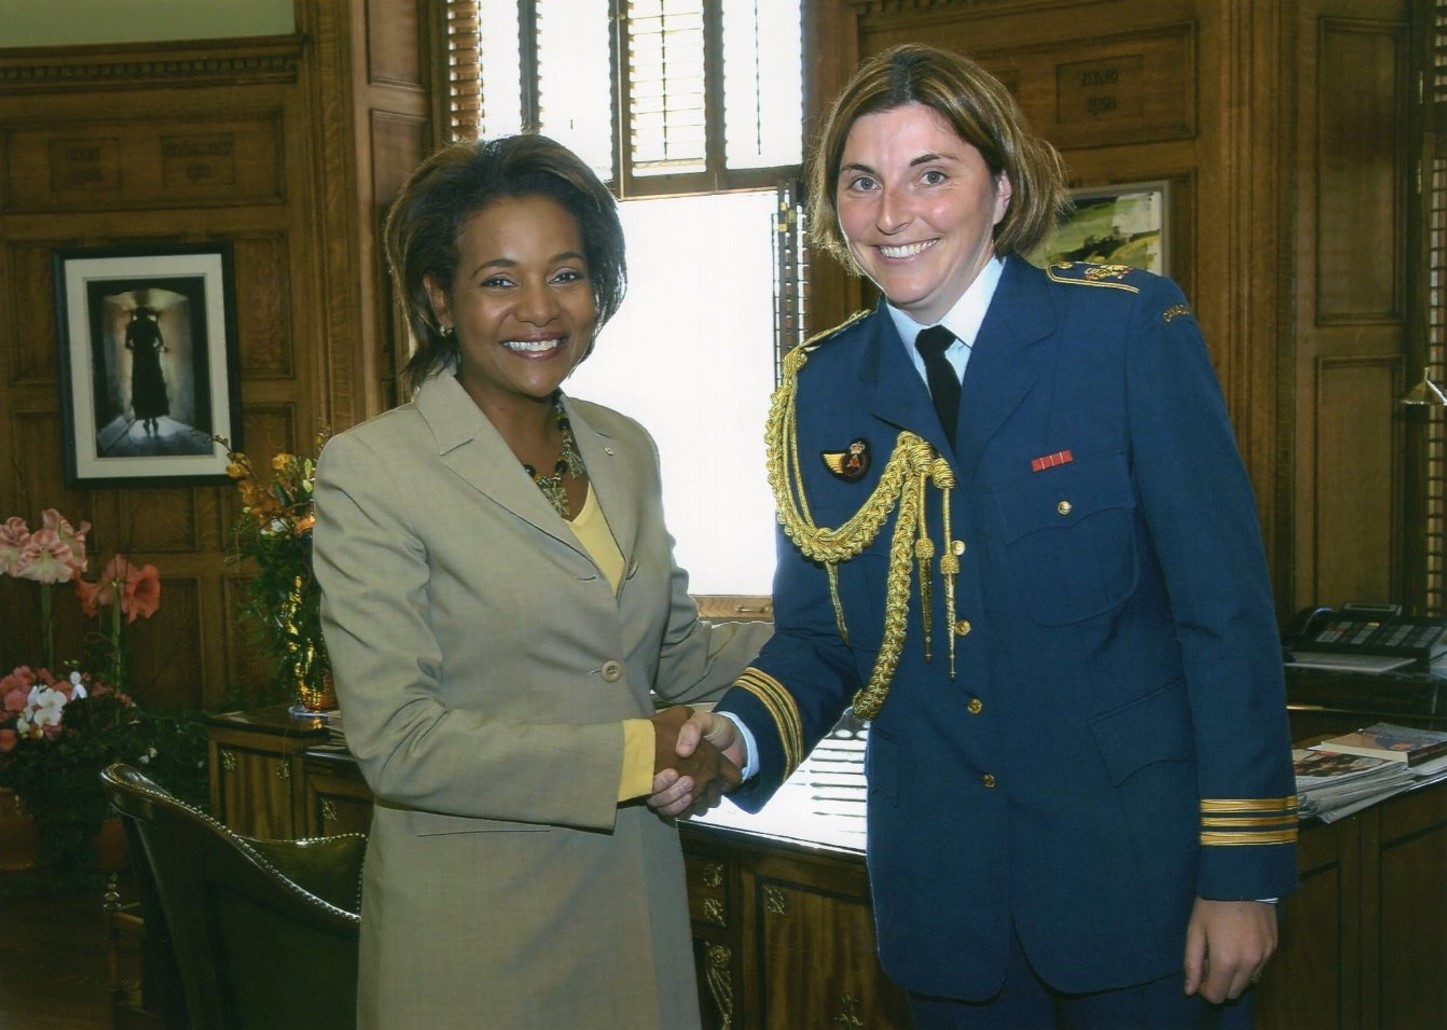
[982,773,997,789]
[966,697,983,715]
[600,660,624,683]
[954,619,972,636]
[951,539,966,556]
[1056,500,1072,516]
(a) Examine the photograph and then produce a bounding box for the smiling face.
[426,194,597,416]
[835,102,1012,324]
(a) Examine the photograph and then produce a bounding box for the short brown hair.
[384,134,627,394]
[806,43,1068,270]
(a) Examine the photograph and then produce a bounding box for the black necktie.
[915,325,961,445]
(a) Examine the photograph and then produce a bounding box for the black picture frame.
[54,243,242,488]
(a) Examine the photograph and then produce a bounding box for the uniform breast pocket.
[990,451,1139,625]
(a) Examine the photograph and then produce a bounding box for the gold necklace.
[522,400,586,518]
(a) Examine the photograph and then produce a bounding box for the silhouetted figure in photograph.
[126,305,169,434]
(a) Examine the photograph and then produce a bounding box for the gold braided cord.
[936,458,959,677]
[765,343,955,720]
[851,480,924,719]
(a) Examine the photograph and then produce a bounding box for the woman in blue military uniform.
[655,42,1298,1028]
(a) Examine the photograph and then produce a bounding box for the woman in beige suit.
[313,135,768,1029]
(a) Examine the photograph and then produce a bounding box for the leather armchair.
[101,762,365,1030]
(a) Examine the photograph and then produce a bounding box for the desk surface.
[688,719,868,855]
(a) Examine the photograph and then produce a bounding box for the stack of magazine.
[1296,722,1447,823]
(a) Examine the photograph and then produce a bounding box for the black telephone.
[1285,602,1447,661]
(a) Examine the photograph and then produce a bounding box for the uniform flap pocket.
[992,451,1134,544]
[1088,681,1192,786]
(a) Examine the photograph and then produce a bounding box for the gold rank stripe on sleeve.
[734,668,805,779]
[1197,796,1300,847]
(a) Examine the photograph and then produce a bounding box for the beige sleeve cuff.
[618,718,656,802]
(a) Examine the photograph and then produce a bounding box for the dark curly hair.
[384,134,627,394]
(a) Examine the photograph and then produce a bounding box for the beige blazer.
[314,375,768,1029]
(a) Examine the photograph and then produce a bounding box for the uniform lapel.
[863,301,953,454]
[952,257,1057,483]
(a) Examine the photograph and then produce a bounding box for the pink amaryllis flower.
[75,554,161,623]
[0,517,30,575]
[0,509,88,583]
[43,509,89,572]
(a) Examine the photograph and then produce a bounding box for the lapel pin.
[821,438,871,481]
[1030,449,1073,473]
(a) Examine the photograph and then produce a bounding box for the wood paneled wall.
[807,0,1414,621]
[0,0,1418,708]
[0,1,439,709]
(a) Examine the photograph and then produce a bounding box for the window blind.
[1424,0,1447,611]
[446,0,480,141]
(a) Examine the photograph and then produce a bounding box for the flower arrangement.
[219,433,335,712]
[0,508,204,885]
[0,664,207,883]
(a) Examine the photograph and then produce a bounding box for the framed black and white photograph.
[54,243,241,487]
[1030,180,1170,275]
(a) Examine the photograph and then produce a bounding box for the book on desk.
[1311,722,1447,766]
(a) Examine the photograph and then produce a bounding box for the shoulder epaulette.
[1044,261,1144,293]
[797,309,871,354]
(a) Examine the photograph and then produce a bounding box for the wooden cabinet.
[206,708,333,840]
[1253,778,1447,1028]
[302,748,375,837]
[206,708,373,839]
[680,827,909,1030]
[204,707,1447,1029]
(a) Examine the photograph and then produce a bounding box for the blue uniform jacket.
[716,256,1299,999]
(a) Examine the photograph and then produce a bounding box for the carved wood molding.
[0,36,304,94]
[705,943,735,1030]
[851,0,1080,17]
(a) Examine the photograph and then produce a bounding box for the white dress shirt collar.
[887,255,1006,382]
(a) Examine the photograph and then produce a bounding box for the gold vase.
[281,576,336,713]
[294,663,337,713]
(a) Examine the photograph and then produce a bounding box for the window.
[1411,0,1447,613]
[448,0,805,599]
[466,0,802,194]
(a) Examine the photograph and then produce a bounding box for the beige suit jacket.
[314,375,768,1028]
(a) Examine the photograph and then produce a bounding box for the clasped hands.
[648,707,746,818]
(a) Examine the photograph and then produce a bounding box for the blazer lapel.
[562,396,640,566]
[414,376,588,555]
[953,257,1057,483]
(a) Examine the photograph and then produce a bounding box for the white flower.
[67,670,88,699]
[26,685,67,728]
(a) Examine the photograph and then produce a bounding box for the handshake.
[647,706,749,818]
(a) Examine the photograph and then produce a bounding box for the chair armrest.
[241,834,366,915]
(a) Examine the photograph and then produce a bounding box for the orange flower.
[75,554,162,623]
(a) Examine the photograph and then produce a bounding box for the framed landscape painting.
[1030,180,1170,275]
